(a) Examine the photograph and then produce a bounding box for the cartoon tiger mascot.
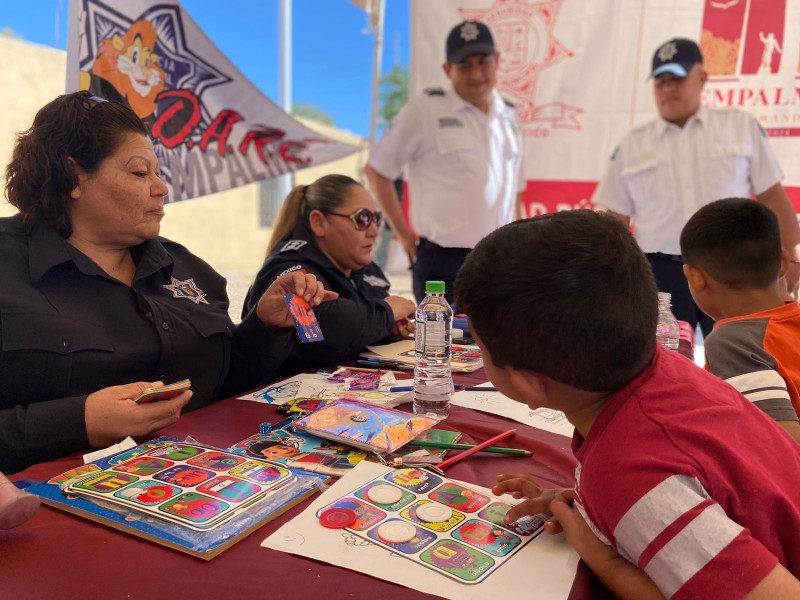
[80,19,166,123]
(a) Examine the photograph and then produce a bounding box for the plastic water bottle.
[413,281,453,419]
[656,292,680,352]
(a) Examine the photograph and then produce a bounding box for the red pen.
[437,429,517,470]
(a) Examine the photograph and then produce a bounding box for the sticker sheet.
[63,442,295,531]
[316,467,545,584]
[292,399,438,454]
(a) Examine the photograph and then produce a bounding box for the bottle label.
[416,320,447,355]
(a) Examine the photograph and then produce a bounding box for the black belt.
[647,252,683,263]
[418,238,472,257]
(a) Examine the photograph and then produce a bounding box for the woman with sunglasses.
[243,174,416,373]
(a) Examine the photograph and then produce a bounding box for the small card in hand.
[284,293,324,343]
[133,379,191,404]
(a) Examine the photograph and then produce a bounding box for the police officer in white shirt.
[593,38,800,335]
[365,21,525,304]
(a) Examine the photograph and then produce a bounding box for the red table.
[1,370,590,600]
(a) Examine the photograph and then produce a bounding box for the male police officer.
[366,21,525,303]
[593,38,800,334]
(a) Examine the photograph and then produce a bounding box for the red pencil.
[437,429,517,470]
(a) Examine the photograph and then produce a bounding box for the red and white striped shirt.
[573,347,800,599]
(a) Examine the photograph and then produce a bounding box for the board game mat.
[27,437,327,559]
[316,467,545,584]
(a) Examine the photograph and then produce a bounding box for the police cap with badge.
[445,20,495,64]
[651,38,703,78]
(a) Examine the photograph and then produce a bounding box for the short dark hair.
[455,211,658,392]
[680,198,782,290]
[4,91,148,236]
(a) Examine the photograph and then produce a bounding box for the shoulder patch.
[276,265,306,280]
[362,274,390,288]
[502,97,515,108]
[424,87,445,96]
[279,240,307,253]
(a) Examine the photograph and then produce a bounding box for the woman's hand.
[256,271,339,330]
[85,381,191,448]
[385,296,416,339]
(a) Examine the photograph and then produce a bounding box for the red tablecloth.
[1,370,598,600]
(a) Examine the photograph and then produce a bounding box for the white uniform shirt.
[592,107,783,255]
[368,86,525,248]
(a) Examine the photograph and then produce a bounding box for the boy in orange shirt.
[680,198,800,442]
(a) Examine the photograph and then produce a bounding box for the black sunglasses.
[327,208,383,231]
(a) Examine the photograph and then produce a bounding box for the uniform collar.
[27,221,75,284]
[448,84,503,117]
[656,105,707,137]
[28,220,173,285]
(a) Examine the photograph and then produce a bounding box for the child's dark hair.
[680,198,782,290]
[455,210,658,392]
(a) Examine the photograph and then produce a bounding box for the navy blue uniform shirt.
[0,215,292,473]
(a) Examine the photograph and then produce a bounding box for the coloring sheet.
[236,374,326,404]
[451,384,574,439]
[263,461,578,599]
[293,378,412,408]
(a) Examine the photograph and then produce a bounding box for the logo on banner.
[459,0,582,138]
[700,0,798,136]
[73,0,343,201]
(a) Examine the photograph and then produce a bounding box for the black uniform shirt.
[0,215,292,473]
[242,224,395,372]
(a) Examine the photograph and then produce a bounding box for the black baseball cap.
[446,21,495,64]
[651,38,703,78]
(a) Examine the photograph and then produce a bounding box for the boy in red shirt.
[455,211,800,599]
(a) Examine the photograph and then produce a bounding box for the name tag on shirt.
[438,117,464,129]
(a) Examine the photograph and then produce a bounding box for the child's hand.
[547,490,608,555]
[492,473,570,524]
[548,490,666,599]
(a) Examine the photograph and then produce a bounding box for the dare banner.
[67,0,358,203]
[410,0,800,217]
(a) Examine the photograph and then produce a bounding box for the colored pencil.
[463,386,497,392]
[437,429,517,470]
[344,365,407,375]
[389,384,465,392]
[407,440,530,456]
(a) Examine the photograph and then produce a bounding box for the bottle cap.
[376,520,417,543]
[366,484,403,505]
[425,281,445,294]
[318,507,357,529]
[415,502,453,523]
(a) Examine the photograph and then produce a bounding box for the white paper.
[451,385,575,439]
[364,340,484,373]
[263,461,578,600]
[82,436,137,463]
[236,373,327,404]
[293,378,412,408]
